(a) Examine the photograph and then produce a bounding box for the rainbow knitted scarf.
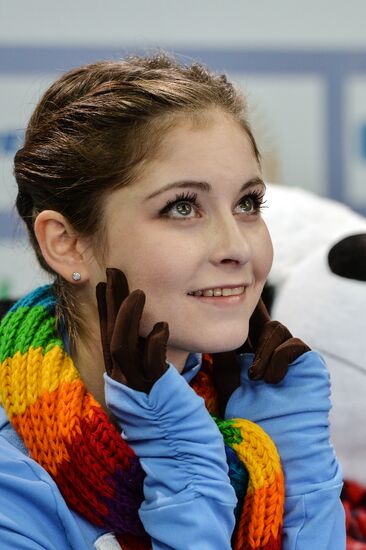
[0,285,284,549]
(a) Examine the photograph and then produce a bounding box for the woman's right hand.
[99,275,237,550]
[96,268,169,393]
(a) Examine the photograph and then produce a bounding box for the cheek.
[254,223,273,280]
[129,251,193,337]
[115,229,198,299]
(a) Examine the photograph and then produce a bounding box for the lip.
[188,283,247,294]
[187,283,248,307]
[188,292,246,307]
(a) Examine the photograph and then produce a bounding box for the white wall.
[1,0,366,48]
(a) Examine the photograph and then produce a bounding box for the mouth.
[187,285,245,297]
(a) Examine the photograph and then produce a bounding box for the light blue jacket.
[0,351,345,549]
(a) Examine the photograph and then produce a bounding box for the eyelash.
[236,190,266,214]
[159,192,201,217]
[159,189,266,218]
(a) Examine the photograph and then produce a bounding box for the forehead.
[104,112,261,217]
[139,113,259,185]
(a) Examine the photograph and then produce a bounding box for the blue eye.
[235,191,265,215]
[174,202,193,216]
[238,197,256,213]
[160,192,200,219]
[159,189,265,219]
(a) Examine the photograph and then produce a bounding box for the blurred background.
[1,0,366,298]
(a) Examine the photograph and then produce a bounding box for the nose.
[208,212,252,266]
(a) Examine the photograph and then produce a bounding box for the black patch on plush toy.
[328,233,366,281]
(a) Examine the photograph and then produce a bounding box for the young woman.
[0,54,345,549]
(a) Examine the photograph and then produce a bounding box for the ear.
[34,210,90,284]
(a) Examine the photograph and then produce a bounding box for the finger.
[249,321,292,380]
[96,281,107,322]
[106,268,130,343]
[263,353,289,384]
[111,289,146,372]
[248,298,271,348]
[263,338,311,384]
[96,282,113,375]
[143,322,169,384]
[106,268,129,305]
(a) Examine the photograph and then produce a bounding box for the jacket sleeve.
[104,365,237,550]
[0,432,95,549]
[225,350,346,550]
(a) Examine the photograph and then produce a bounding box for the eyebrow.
[145,176,266,200]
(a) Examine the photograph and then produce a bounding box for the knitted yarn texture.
[0,285,284,549]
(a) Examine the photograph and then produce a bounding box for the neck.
[73,326,108,409]
[70,290,108,408]
[166,347,190,373]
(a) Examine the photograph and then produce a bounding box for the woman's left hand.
[247,298,310,383]
[211,298,310,414]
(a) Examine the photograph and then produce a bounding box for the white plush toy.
[263,183,366,288]
[263,184,366,485]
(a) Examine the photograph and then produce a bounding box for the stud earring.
[72,272,81,282]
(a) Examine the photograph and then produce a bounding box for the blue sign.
[0,130,24,155]
[361,124,366,160]
[0,210,26,240]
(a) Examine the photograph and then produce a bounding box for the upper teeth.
[189,286,245,297]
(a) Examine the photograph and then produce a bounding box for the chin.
[188,328,249,355]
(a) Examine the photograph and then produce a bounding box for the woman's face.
[90,112,273,369]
